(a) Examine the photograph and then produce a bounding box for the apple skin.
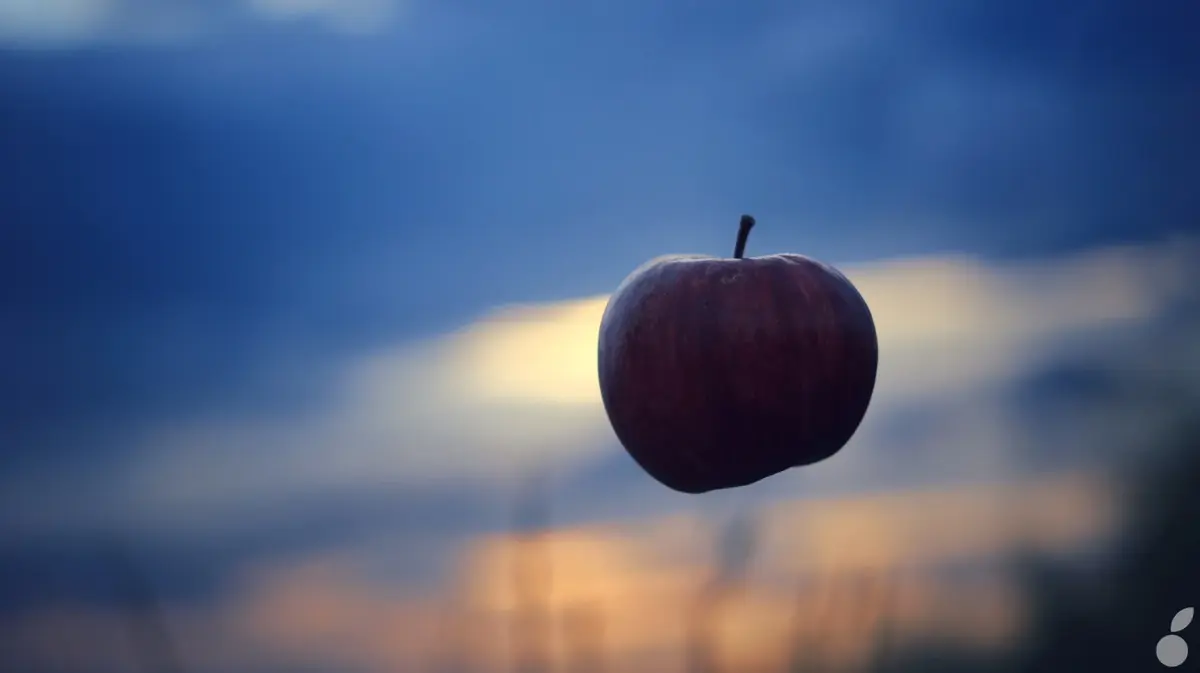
[597,218,878,494]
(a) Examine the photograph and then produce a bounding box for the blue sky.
[4,0,1196,464]
[1,1,1198,670]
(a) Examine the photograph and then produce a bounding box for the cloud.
[3,234,1191,539]
[861,237,1196,396]
[246,0,402,34]
[0,0,117,45]
[0,0,405,47]
[116,297,618,520]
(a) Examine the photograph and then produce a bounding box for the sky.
[1,0,1198,671]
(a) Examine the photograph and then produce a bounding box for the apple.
[597,215,878,493]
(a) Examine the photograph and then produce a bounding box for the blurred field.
[3,410,1196,673]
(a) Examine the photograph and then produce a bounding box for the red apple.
[597,215,878,493]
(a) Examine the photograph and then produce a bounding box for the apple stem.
[733,215,756,259]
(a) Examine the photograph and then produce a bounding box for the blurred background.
[1,0,1198,671]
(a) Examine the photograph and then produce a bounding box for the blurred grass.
[91,384,1199,673]
[505,421,1200,673]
